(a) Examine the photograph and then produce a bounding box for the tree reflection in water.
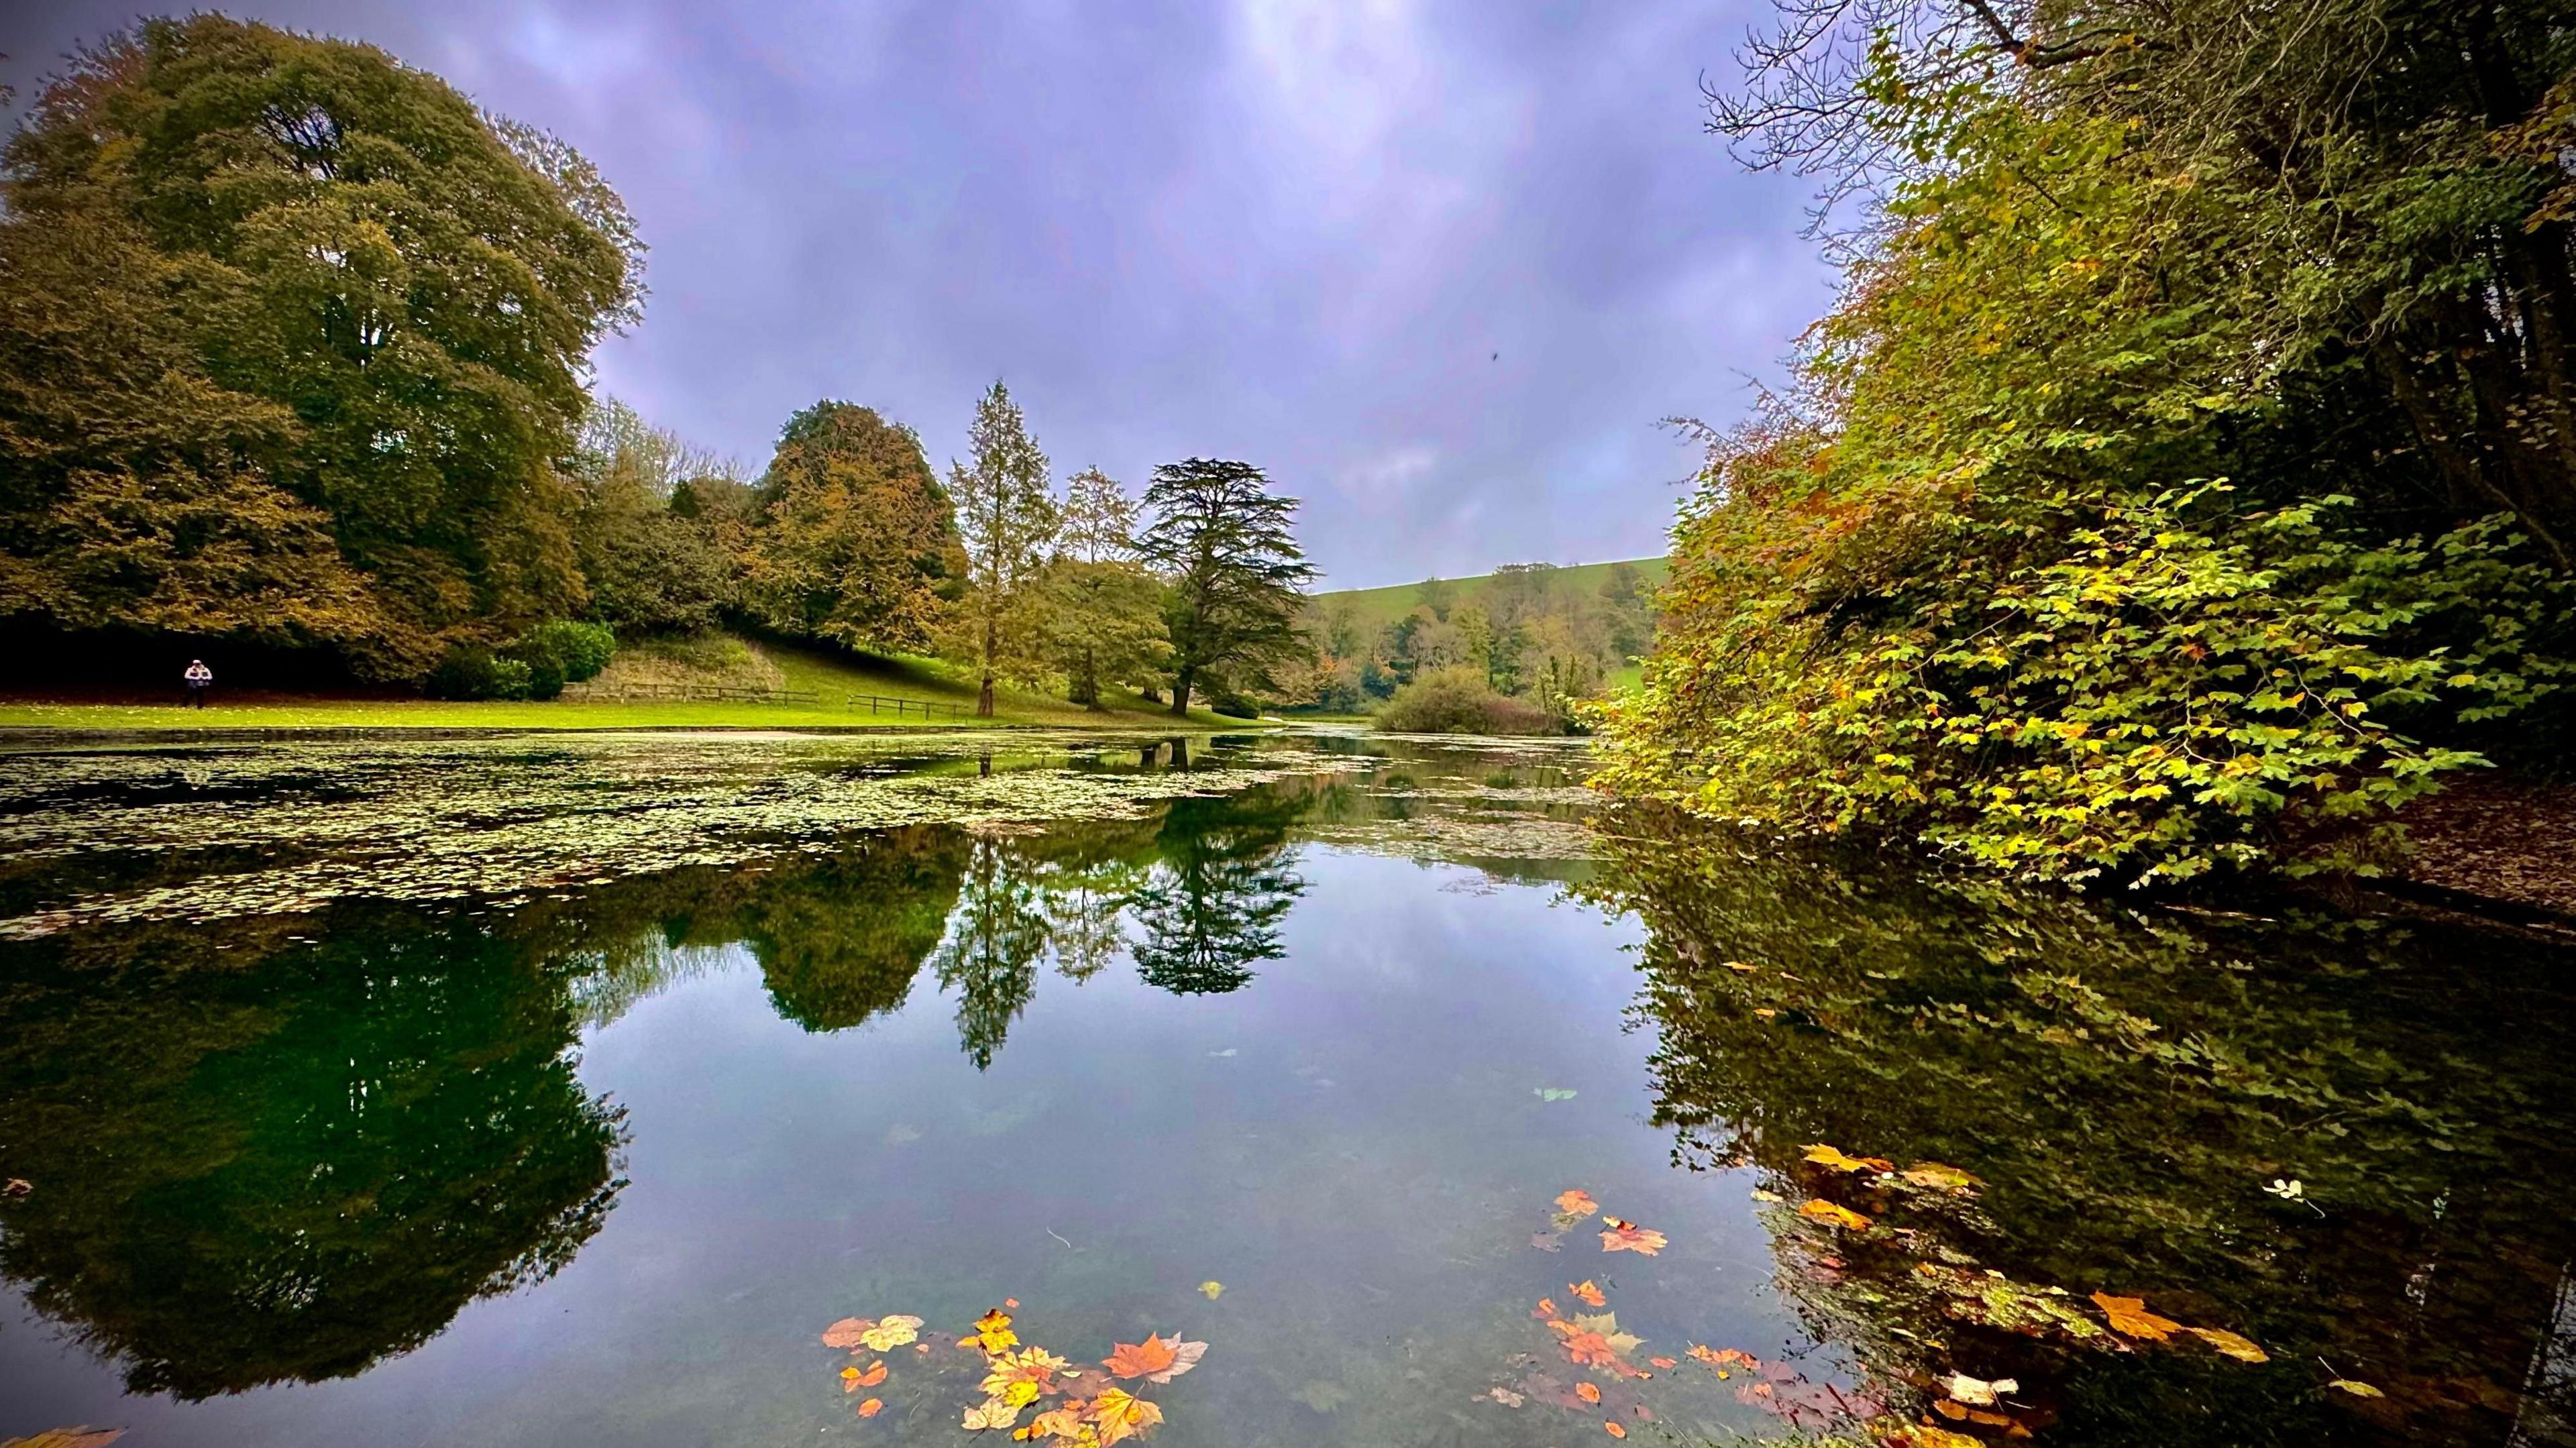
[0,788,1322,1396]
[0,913,627,1400]
[1584,812,2576,1448]
[1130,791,1308,996]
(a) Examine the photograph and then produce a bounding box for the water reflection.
[0,913,626,1400]
[7,733,2567,1447]
[1130,791,1308,996]
[0,776,1331,1399]
[1584,812,2576,1447]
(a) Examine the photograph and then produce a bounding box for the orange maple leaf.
[1570,1280,1607,1308]
[1104,1334,1179,1381]
[1605,1422,1628,1438]
[857,1398,883,1418]
[1576,1382,1602,1404]
[852,1361,887,1388]
[1649,1357,1678,1369]
[1599,1219,1666,1255]
[1536,1296,1558,1317]
[2092,1292,2179,1341]
[1556,1188,1599,1216]
[1797,1199,1872,1230]
[1556,1329,1617,1367]
[822,1317,873,1349]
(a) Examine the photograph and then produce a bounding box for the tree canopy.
[1596,0,2576,883]
[736,400,966,655]
[1136,459,1316,716]
[0,15,644,679]
[947,382,1059,715]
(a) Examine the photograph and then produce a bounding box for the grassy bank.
[0,635,1254,734]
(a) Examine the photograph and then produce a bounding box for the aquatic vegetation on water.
[0,732,1376,938]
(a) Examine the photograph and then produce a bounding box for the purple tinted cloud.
[2,1,1835,588]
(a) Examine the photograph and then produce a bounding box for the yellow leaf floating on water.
[2090,1292,2179,1341]
[966,1308,1020,1353]
[1197,1280,1223,1300]
[1088,1388,1165,1447]
[1803,1144,1894,1174]
[1899,1162,1982,1192]
[1018,1404,1089,1441]
[1599,1218,1666,1255]
[1886,1425,1984,1448]
[963,1396,1026,1432]
[860,1315,924,1351]
[2186,1325,2269,1363]
[982,1347,1071,1405]
[1797,1198,1872,1230]
[2328,1378,2385,1398]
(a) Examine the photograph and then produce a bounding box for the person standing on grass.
[183,659,212,708]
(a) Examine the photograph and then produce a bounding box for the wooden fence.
[847,693,970,720]
[560,681,821,704]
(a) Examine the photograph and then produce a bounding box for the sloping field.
[1311,556,1668,635]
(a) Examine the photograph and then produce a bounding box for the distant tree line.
[0,15,1312,715]
[1278,561,1658,732]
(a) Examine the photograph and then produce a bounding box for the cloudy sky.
[1,1,1835,589]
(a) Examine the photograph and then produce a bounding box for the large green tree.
[735,400,965,653]
[0,15,643,679]
[946,382,1059,716]
[1040,467,1169,708]
[1136,458,1316,715]
[567,399,735,636]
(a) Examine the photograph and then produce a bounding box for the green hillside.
[1311,557,1668,634]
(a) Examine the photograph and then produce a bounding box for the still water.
[0,729,2569,1447]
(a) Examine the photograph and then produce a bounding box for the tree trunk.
[1169,666,1193,716]
[977,608,998,717]
[1070,645,1099,708]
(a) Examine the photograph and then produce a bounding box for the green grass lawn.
[1311,555,1668,635]
[0,635,1254,734]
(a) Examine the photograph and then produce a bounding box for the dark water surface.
[0,729,2569,1447]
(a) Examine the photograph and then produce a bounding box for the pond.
[0,728,2570,1447]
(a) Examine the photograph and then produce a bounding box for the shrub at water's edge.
[1375,667,1560,736]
